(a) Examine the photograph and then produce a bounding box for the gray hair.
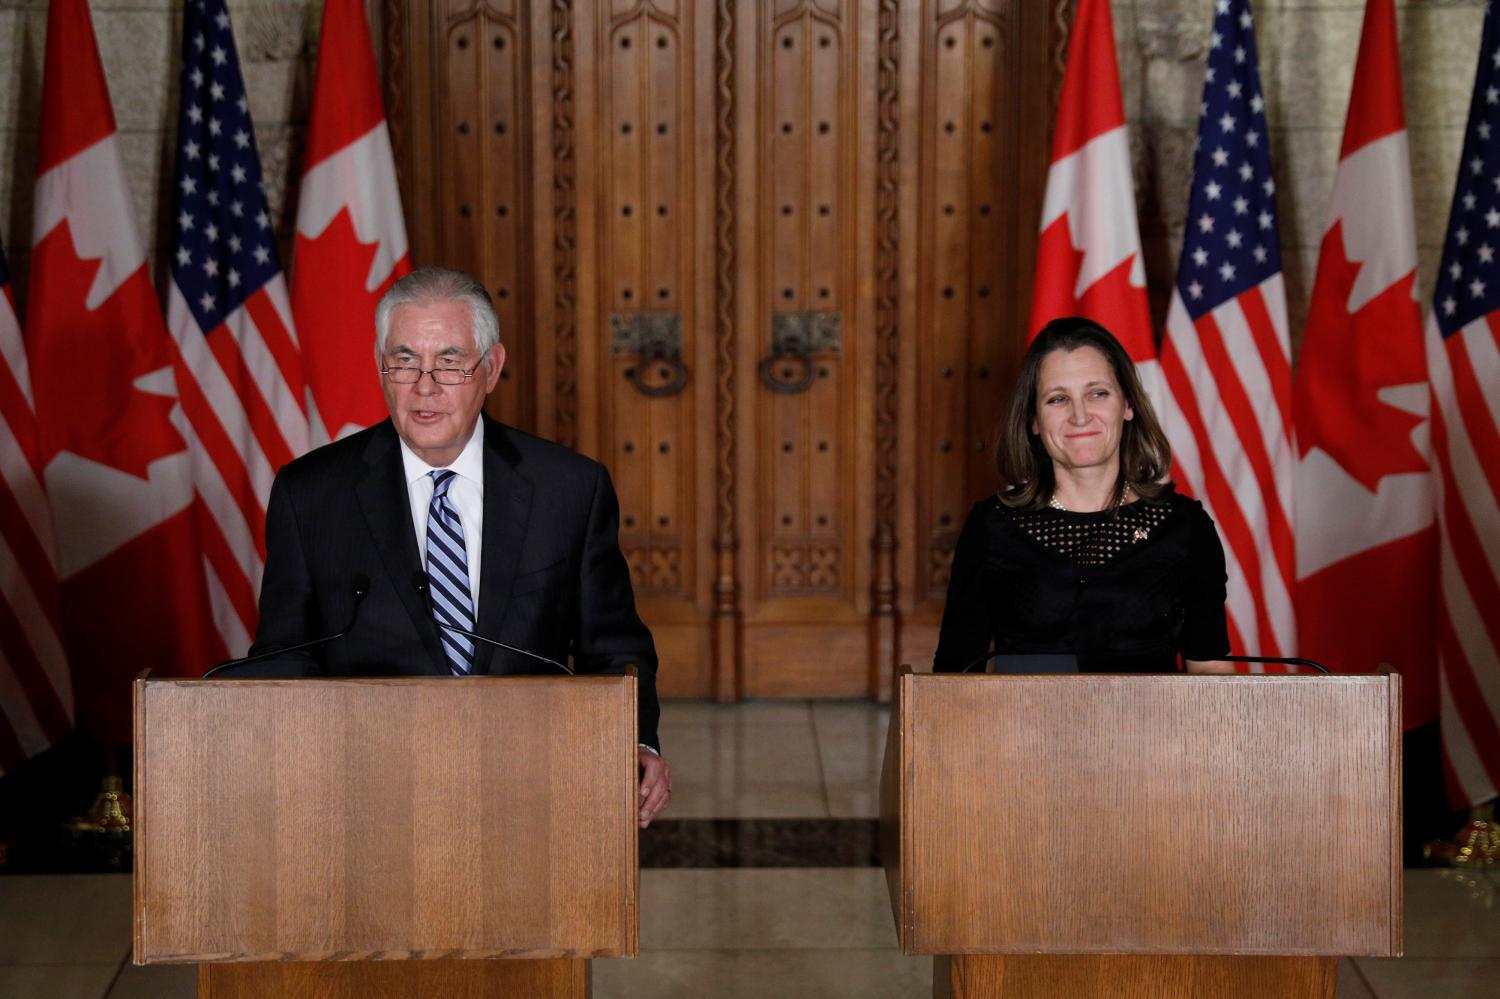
[374,266,501,358]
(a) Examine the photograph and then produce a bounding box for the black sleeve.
[571,463,661,751]
[933,500,995,672]
[245,471,323,673]
[1179,504,1231,661]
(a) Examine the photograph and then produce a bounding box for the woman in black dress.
[934,317,1231,674]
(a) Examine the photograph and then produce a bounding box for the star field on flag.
[1177,0,1282,319]
[171,0,281,332]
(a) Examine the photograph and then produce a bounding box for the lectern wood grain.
[134,677,638,964]
[199,957,590,998]
[933,954,1336,999]
[883,672,1401,957]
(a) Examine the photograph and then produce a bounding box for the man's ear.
[483,342,507,392]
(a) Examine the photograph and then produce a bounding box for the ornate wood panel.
[384,0,1062,700]
[385,0,538,430]
[894,0,1055,683]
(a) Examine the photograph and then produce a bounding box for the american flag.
[167,0,309,655]
[1159,0,1295,660]
[0,235,72,772]
[1426,3,1500,808]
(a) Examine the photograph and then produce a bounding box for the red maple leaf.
[1031,214,1154,361]
[27,220,186,479]
[1296,221,1427,491]
[293,207,408,437]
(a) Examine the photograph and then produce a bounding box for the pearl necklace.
[1049,485,1132,513]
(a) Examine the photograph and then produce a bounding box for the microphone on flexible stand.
[204,575,371,677]
[411,570,574,675]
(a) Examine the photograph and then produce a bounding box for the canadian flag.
[1293,0,1437,728]
[291,0,411,442]
[1029,0,1160,401]
[26,0,226,743]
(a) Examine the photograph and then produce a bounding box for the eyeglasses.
[380,364,478,385]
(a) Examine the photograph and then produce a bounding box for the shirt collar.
[398,418,486,487]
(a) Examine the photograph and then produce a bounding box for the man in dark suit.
[251,266,670,826]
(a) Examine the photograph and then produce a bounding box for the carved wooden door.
[385,0,1061,699]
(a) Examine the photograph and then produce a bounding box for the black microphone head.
[351,573,372,599]
[411,569,428,595]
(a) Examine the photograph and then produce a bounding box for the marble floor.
[1,701,1497,998]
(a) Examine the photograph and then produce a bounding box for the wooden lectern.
[133,675,639,998]
[880,669,1402,999]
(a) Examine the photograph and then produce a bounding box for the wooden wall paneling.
[891,0,925,688]
[899,0,1054,674]
[710,0,742,702]
[385,0,1066,700]
[867,0,902,699]
[526,3,559,440]
[589,1,714,697]
[386,0,539,432]
[567,1,600,457]
[737,0,873,698]
[480,4,535,429]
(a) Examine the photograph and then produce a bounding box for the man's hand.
[638,747,671,828]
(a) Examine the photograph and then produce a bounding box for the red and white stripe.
[166,277,308,653]
[1160,279,1296,658]
[0,260,73,773]
[1427,313,1500,805]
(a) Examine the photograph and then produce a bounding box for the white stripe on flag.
[0,414,56,566]
[0,653,50,762]
[1214,291,1294,517]
[1434,324,1500,574]
[202,553,252,659]
[1439,669,1495,807]
[0,296,31,408]
[224,286,309,454]
[168,285,279,498]
[169,406,263,591]
[1439,526,1500,708]
[1466,320,1500,430]
[0,531,70,707]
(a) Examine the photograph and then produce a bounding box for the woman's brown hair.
[994,317,1172,510]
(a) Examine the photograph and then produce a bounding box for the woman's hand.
[1183,659,1234,674]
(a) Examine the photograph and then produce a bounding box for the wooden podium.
[880,669,1402,999]
[132,675,639,998]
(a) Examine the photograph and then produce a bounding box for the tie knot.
[431,469,456,497]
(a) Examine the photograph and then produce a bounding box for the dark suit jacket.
[250,415,660,749]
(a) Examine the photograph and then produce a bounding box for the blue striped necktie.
[425,469,475,676]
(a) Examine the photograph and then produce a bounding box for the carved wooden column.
[868,0,901,699]
[711,0,742,702]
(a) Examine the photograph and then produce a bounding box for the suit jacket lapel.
[356,422,448,675]
[474,418,533,674]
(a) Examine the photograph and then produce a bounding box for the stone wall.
[0,0,1489,354]
[1120,0,1484,343]
[0,0,321,297]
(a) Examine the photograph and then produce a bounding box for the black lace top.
[933,489,1230,673]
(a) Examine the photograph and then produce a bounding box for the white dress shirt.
[397,420,656,757]
[400,419,485,616]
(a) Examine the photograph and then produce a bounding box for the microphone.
[958,650,1331,674]
[411,570,574,675]
[1218,654,1330,675]
[204,575,371,677]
